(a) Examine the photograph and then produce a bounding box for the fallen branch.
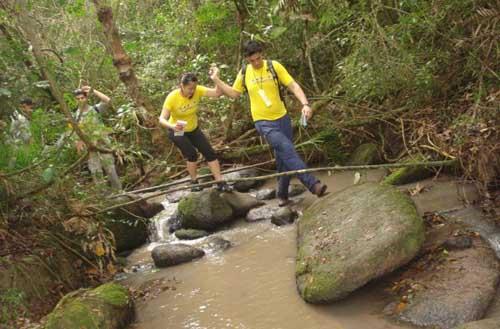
[96,159,456,215]
[108,159,275,198]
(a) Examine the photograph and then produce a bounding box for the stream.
[118,169,499,329]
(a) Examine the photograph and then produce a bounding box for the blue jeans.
[254,114,319,199]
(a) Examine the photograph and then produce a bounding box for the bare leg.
[186,161,198,180]
[207,159,223,181]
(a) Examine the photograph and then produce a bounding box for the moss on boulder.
[382,155,434,185]
[43,283,133,329]
[178,189,234,230]
[296,182,424,303]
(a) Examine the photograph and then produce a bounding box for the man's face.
[20,104,33,116]
[75,94,87,105]
[246,52,264,69]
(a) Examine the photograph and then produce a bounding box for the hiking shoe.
[216,182,233,192]
[312,182,328,197]
[190,179,203,192]
[278,198,291,207]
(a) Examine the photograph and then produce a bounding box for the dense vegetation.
[0,0,498,325]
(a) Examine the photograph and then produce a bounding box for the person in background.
[7,98,35,168]
[159,72,232,192]
[9,98,34,145]
[73,85,122,190]
[210,40,327,206]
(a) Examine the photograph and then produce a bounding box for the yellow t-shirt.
[232,60,294,121]
[162,85,208,132]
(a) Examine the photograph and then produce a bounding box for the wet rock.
[271,207,298,226]
[43,283,133,329]
[246,204,281,222]
[453,318,500,329]
[394,236,500,329]
[151,244,205,268]
[224,168,263,192]
[201,236,232,253]
[288,184,307,197]
[221,191,264,217]
[296,182,424,303]
[165,189,190,203]
[164,211,182,233]
[256,188,276,200]
[443,235,473,250]
[106,217,148,252]
[348,143,381,165]
[174,229,209,240]
[107,194,164,252]
[178,189,234,230]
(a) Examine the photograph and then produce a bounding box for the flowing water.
[119,170,498,329]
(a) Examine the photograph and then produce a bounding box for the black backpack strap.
[267,60,284,104]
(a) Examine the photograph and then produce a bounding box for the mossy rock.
[178,189,234,230]
[296,182,424,303]
[347,143,381,165]
[174,229,209,240]
[382,155,434,185]
[44,283,133,329]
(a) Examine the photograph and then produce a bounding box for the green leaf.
[42,166,56,184]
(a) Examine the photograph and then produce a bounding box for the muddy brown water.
[122,170,485,329]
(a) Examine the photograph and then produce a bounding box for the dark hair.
[180,73,198,85]
[243,40,263,57]
[73,88,87,97]
[20,98,33,106]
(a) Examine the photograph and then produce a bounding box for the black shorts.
[168,127,217,162]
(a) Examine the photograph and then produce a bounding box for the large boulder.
[393,235,500,329]
[151,244,205,268]
[178,189,234,230]
[221,191,264,217]
[296,182,424,303]
[453,318,500,329]
[43,283,133,329]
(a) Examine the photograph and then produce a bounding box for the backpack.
[241,59,285,104]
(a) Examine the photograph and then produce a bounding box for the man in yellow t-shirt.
[211,40,327,206]
[159,73,231,192]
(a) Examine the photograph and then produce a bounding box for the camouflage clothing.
[9,110,31,145]
[76,103,121,190]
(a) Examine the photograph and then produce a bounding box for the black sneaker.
[216,182,233,192]
[190,179,203,192]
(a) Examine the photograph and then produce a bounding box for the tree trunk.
[91,2,153,119]
[91,0,167,145]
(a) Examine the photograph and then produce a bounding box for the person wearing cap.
[73,85,121,190]
[210,40,327,206]
[159,72,231,192]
